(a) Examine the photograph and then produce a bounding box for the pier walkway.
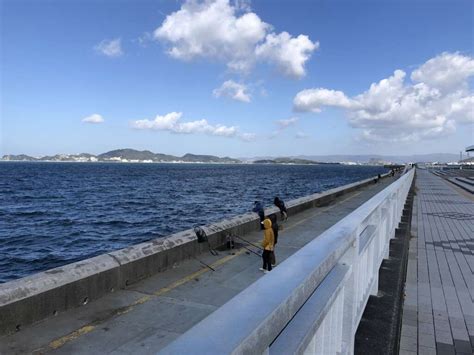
[0,177,395,354]
[400,170,474,355]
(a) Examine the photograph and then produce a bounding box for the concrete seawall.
[0,173,388,335]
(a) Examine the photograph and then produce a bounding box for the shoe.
[263,270,269,274]
[259,268,264,271]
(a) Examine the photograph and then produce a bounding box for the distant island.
[1,149,241,164]
[1,149,331,165]
[253,158,333,165]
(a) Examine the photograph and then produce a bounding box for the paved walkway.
[400,169,474,355]
[0,177,396,355]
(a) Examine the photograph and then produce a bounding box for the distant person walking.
[253,200,265,230]
[259,218,274,273]
[273,196,288,221]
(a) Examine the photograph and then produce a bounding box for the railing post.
[339,234,358,354]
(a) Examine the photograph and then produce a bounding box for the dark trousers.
[262,250,272,271]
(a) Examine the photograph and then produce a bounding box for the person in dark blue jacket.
[252,200,265,230]
[273,196,288,221]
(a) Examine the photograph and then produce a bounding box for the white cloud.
[255,32,318,78]
[449,95,474,124]
[131,111,254,141]
[82,114,104,124]
[411,52,474,93]
[294,88,353,113]
[276,117,299,128]
[154,0,317,78]
[213,80,251,102]
[94,38,123,57]
[293,52,474,143]
[234,0,251,12]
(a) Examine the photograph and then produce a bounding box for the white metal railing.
[160,169,415,355]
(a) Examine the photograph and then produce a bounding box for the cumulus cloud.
[154,0,317,78]
[294,89,353,113]
[82,114,104,124]
[94,38,123,57]
[213,80,251,102]
[131,112,255,141]
[255,32,318,78]
[293,52,474,142]
[411,52,474,93]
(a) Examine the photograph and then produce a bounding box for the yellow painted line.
[48,325,95,350]
[154,249,246,296]
[41,249,247,352]
[116,295,152,315]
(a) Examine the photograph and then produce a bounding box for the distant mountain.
[38,153,96,161]
[1,149,242,164]
[97,149,176,162]
[97,149,240,163]
[181,153,240,163]
[253,157,320,165]
[2,154,38,161]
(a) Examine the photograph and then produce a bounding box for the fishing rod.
[229,234,263,257]
[192,256,215,271]
[238,243,262,257]
[232,235,264,251]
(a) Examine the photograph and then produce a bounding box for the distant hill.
[97,149,176,162]
[2,154,38,161]
[181,153,240,163]
[1,149,242,164]
[253,157,320,165]
[97,149,240,163]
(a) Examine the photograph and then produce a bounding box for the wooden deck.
[400,169,474,354]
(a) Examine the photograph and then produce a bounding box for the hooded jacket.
[253,201,264,214]
[261,218,275,251]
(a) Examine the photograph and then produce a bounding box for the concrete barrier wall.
[0,173,388,335]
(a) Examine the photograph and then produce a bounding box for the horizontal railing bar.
[358,225,377,254]
[269,263,350,355]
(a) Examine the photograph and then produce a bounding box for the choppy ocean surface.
[0,162,387,282]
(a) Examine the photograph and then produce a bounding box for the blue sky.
[1,0,473,157]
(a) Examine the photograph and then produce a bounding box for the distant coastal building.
[367,158,392,166]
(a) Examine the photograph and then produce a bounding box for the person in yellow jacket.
[259,218,275,273]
